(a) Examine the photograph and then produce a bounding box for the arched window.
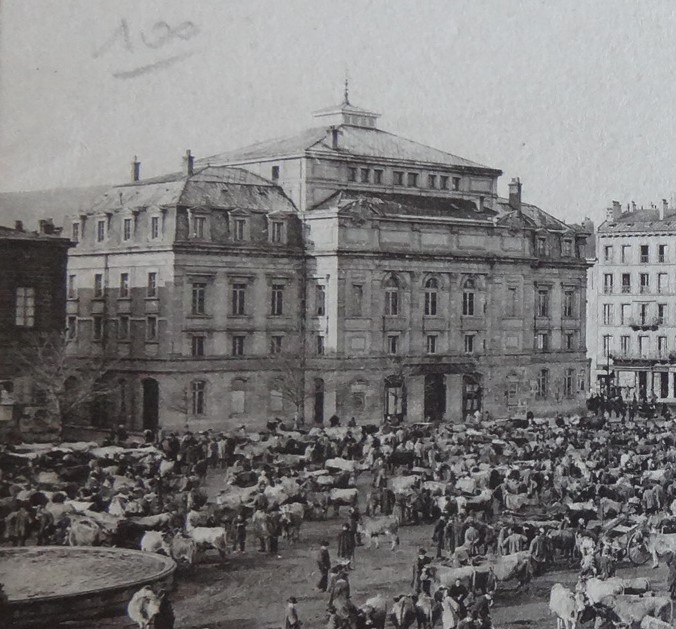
[462,279,476,316]
[424,277,438,316]
[191,380,206,416]
[384,277,399,316]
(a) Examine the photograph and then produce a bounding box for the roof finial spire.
[343,69,350,105]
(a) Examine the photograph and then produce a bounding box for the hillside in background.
[0,186,109,230]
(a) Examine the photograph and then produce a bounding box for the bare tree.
[13,331,119,438]
[269,350,307,421]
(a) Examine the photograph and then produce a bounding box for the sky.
[1,0,676,226]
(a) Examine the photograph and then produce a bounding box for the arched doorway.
[384,375,406,422]
[424,374,445,422]
[142,378,159,431]
[313,378,325,424]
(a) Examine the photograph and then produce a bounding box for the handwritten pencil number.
[94,19,199,58]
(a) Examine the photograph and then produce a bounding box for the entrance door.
[424,374,446,421]
[462,375,482,420]
[384,375,406,422]
[142,378,159,431]
[660,372,669,399]
[638,371,647,401]
[313,378,325,424]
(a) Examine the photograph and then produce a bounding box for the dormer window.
[271,165,280,181]
[150,215,160,240]
[96,219,106,242]
[428,174,437,189]
[233,218,246,241]
[537,237,547,256]
[192,216,206,239]
[71,222,80,243]
[270,219,285,244]
[122,217,133,242]
[374,170,383,184]
[348,167,357,182]
[452,177,461,191]
[407,173,419,188]
[360,168,370,183]
[562,239,573,257]
[439,176,449,190]
[393,171,404,186]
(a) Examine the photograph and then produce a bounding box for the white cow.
[549,583,580,629]
[127,586,162,629]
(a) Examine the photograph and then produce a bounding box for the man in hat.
[284,597,302,629]
[432,514,447,558]
[337,522,355,566]
[470,591,493,622]
[411,548,432,594]
[529,528,548,576]
[316,540,331,592]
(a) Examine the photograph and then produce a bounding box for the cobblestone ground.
[90,467,668,629]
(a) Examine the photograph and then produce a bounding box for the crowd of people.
[3,397,676,627]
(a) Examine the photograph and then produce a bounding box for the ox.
[357,594,387,629]
[140,530,171,556]
[599,594,672,626]
[357,515,400,550]
[389,595,417,629]
[549,584,580,629]
[171,532,197,570]
[645,530,676,568]
[327,488,359,517]
[280,503,304,542]
[185,514,227,561]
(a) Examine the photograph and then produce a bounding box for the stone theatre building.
[66,96,590,431]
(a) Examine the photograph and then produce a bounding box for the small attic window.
[271,165,279,181]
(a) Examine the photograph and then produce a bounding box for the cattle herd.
[4,409,676,628]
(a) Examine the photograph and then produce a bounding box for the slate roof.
[600,208,676,232]
[199,125,499,172]
[494,198,589,235]
[87,166,296,215]
[0,225,70,243]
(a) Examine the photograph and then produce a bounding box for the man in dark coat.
[411,548,432,595]
[432,514,447,558]
[337,523,355,566]
[316,540,331,592]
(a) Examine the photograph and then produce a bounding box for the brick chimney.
[131,156,141,182]
[39,218,55,235]
[183,150,194,177]
[660,198,668,220]
[14,220,23,232]
[605,201,622,222]
[508,178,522,212]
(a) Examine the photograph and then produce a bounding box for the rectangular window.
[602,334,612,355]
[146,316,158,341]
[563,290,575,318]
[191,381,206,415]
[387,335,399,355]
[640,244,649,263]
[426,334,437,354]
[373,169,383,184]
[233,218,246,241]
[639,335,648,357]
[440,175,449,190]
[271,165,280,180]
[191,283,206,315]
[93,315,103,341]
[620,335,630,356]
[536,332,550,351]
[407,173,419,187]
[96,219,106,242]
[604,245,613,262]
[348,167,357,182]
[564,332,575,350]
[659,244,667,263]
[640,303,649,325]
[658,304,667,325]
[232,283,246,315]
[271,284,284,316]
[621,304,630,325]
[452,176,461,191]
[393,171,404,186]
[603,303,613,325]
[150,216,160,239]
[147,272,157,298]
[659,336,668,357]
[360,168,370,183]
[385,289,399,316]
[621,245,630,263]
[119,272,129,298]
[71,222,80,243]
[537,238,547,256]
[316,285,326,316]
[67,315,77,340]
[118,315,130,340]
[191,335,205,357]
[537,289,549,317]
[640,273,650,294]
[424,289,437,316]
[577,369,586,392]
[562,240,573,257]
[352,284,364,316]
[270,335,283,354]
[536,369,549,398]
[428,174,437,189]
[621,273,631,293]
[464,333,475,354]
[317,335,325,355]
[603,274,613,294]
[14,287,35,328]
[658,273,668,293]
[192,216,206,239]
[563,369,574,397]
[122,217,132,241]
[270,221,284,243]
[232,335,245,356]
[68,274,77,299]
[506,287,518,316]
[94,273,103,298]
[462,291,475,316]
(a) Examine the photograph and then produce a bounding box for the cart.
[600,514,651,565]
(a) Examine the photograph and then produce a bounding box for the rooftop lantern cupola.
[312,78,380,129]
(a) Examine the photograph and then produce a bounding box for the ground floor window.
[536,369,549,398]
[191,380,206,415]
[563,368,574,397]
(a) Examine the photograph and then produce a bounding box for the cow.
[140,530,171,556]
[130,513,173,530]
[280,503,304,542]
[600,594,672,626]
[577,577,625,605]
[390,476,420,496]
[357,595,387,629]
[645,530,676,568]
[327,488,359,517]
[389,595,417,629]
[127,586,162,629]
[171,532,197,570]
[549,584,579,629]
[549,529,576,559]
[415,593,439,629]
[67,517,111,546]
[357,515,400,550]
[641,616,673,629]
[185,515,227,560]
